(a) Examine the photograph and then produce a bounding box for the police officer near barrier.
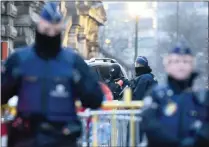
[1,2,104,147]
[141,45,208,147]
[131,56,157,100]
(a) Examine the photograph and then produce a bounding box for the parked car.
[85,58,128,83]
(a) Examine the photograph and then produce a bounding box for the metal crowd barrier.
[76,88,147,147]
[1,87,146,147]
[77,109,147,147]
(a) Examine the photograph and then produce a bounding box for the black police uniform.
[132,73,157,100]
[141,72,208,147]
[1,3,104,147]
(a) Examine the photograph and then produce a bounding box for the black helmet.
[109,63,121,80]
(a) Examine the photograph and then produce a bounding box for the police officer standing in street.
[132,56,157,100]
[141,46,208,147]
[1,2,104,147]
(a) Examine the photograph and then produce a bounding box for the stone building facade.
[1,1,106,60]
[62,1,106,59]
[1,1,18,53]
[14,1,45,48]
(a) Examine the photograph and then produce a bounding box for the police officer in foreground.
[1,2,103,147]
[132,56,157,100]
[106,63,129,100]
[141,46,208,147]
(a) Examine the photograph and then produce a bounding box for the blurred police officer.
[132,56,157,100]
[1,2,103,147]
[106,63,129,100]
[141,46,208,147]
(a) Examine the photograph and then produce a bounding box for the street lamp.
[105,38,111,50]
[105,38,111,44]
[127,2,147,61]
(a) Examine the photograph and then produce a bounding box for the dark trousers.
[7,122,80,147]
[8,131,78,147]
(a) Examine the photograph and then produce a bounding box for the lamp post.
[128,2,147,62]
[207,2,209,88]
[134,15,139,61]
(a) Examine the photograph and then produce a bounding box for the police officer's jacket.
[141,74,208,147]
[1,46,103,122]
[132,73,157,100]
